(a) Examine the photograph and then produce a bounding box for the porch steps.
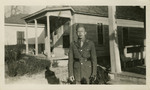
[107,71,146,84]
[54,48,69,57]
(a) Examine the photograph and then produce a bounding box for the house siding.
[5,24,45,45]
[72,14,144,57]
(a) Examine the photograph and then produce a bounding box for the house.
[5,14,45,54]
[5,6,145,72]
[22,6,145,57]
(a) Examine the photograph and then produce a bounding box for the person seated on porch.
[50,39,55,57]
[32,48,35,55]
[121,46,134,69]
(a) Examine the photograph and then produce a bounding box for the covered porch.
[23,7,74,58]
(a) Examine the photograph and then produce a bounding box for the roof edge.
[22,6,75,20]
[74,11,107,17]
[5,23,45,27]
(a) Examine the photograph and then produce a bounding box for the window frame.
[96,23,105,46]
[17,31,25,45]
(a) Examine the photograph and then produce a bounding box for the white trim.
[74,14,144,28]
[25,23,29,54]
[34,19,38,56]
[46,15,51,58]
[117,19,144,28]
[5,23,45,28]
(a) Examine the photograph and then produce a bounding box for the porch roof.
[22,6,74,23]
[22,6,145,22]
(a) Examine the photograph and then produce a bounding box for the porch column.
[52,31,55,53]
[69,17,73,43]
[34,19,38,55]
[25,23,29,54]
[46,15,51,58]
[108,6,122,73]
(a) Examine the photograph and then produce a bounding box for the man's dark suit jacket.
[68,39,97,83]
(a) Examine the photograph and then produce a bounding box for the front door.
[63,35,70,48]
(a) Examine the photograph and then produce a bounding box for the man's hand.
[69,76,75,82]
[90,75,96,81]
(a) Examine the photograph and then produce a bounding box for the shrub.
[5,45,51,77]
[5,45,25,63]
[6,55,51,77]
[7,60,18,77]
[5,45,24,76]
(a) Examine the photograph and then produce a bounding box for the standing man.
[68,24,97,84]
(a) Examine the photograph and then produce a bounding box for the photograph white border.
[0,0,150,90]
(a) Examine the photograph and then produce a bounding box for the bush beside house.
[5,45,51,77]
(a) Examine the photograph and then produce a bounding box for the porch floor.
[28,53,68,60]
[107,71,146,85]
[123,65,146,75]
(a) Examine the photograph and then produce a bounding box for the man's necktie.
[80,41,83,47]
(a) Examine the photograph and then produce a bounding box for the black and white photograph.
[4,5,146,85]
[1,0,150,89]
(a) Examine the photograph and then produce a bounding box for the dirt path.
[5,71,48,84]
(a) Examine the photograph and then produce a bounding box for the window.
[97,23,104,45]
[17,31,24,44]
[123,27,129,45]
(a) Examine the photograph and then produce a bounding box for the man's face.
[77,27,87,39]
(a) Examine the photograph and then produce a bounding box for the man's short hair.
[76,24,86,32]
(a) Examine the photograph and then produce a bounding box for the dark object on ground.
[68,78,88,84]
[45,66,60,84]
[81,78,88,84]
[67,78,76,84]
[90,65,110,84]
